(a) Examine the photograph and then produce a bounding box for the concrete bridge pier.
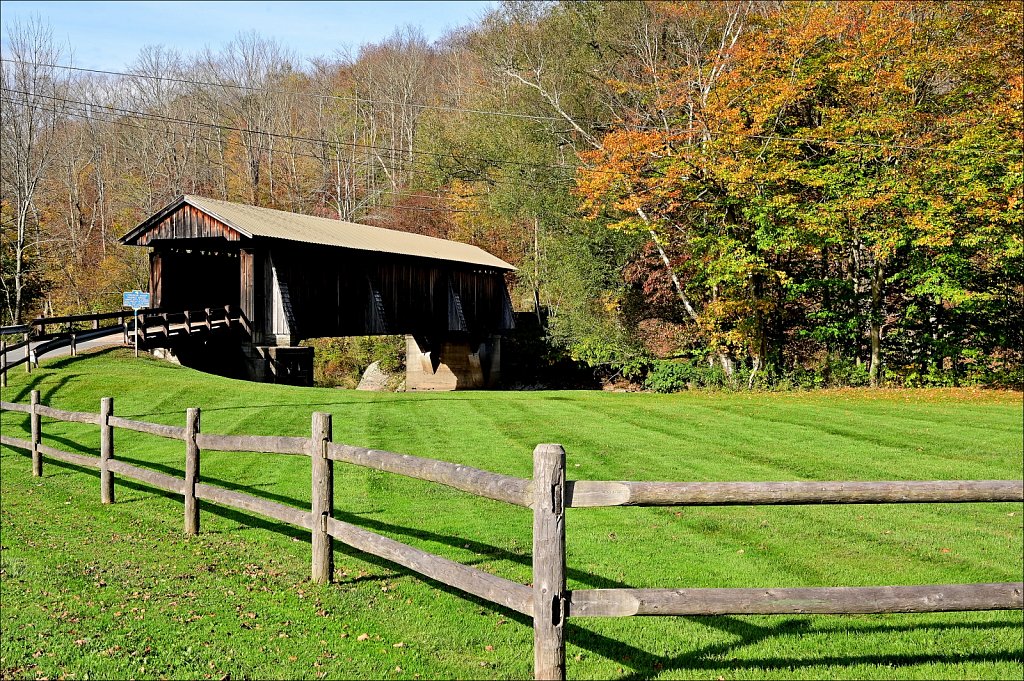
[405,335,501,391]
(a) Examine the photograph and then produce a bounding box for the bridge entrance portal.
[151,247,240,312]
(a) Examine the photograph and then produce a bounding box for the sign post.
[122,290,151,358]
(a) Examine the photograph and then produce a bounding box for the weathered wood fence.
[0,393,1021,680]
[0,307,243,386]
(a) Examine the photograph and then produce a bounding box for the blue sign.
[122,290,151,310]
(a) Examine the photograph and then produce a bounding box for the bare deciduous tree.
[0,15,71,323]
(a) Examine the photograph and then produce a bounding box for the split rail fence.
[0,392,1022,680]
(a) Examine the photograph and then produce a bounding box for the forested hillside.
[2,1,1020,388]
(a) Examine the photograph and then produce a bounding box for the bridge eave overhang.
[120,195,251,248]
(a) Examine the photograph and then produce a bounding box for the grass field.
[1,347,1022,680]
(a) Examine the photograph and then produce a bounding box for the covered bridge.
[121,195,516,388]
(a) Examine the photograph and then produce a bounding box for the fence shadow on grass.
[8,448,1022,679]
[568,615,1023,680]
[108,450,640,593]
[4,417,1022,680]
[40,346,120,371]
[2,373,79,407]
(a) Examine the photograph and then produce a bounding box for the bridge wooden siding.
[133,203,241,245]
[124,195,516,351]
[270,243,514,341]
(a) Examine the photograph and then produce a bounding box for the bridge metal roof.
[122,195,515,271]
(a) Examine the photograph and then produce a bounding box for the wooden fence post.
[311,412,333,584]
[136,313,144,357]
[70,332,77,357]
[1,341,7,388]
[184,407,201,535]
[30,390,41,476]
[533,444,567,681]
[24,333,31,374]
[100,397,115,504]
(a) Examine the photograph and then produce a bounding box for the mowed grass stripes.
[1,347,1021,680]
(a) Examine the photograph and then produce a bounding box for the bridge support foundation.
[404,335,501,391]
[151,337,313,387]
[241,344,314,386]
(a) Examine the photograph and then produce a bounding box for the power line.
[3,91,1012,205]
[30,99,567,200]
[12,82,1018,207]
[5,57,1019,158]
[0,57,582,124]
[6,95,1008,207]
[0,94,495,213]
[1,88,580,190]
[1,86,586,182]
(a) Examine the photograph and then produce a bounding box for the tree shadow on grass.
[8,449,1022,678]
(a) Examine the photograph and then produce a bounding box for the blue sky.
[0,1,495,69]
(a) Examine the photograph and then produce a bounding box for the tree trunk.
[534,216,542,324]
[869,260,885,388]
[635,209,699,321]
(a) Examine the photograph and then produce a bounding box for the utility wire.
[5,57,1020,158]
[1,88,579,190]
[0,94,496,213]
[3,93,1012,204]
[0,58,580,124]
[11,86,1019,202]
[1,86,587,180]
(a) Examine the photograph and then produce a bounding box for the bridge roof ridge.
[122,194,516,271]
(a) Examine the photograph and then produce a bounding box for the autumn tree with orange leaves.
[1,2,1019,388]
[576,1,1022,386]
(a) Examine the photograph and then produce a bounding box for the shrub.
[301,336,406,389]
[644,361,695,393]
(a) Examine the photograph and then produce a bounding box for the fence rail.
[0,393,1021,680]
[568,583,1024,617]
[326,442,532,507]
[565,479,1023,507]
[1,306,244,388]
[34,403,99,424]
[107,415,186,440]
[195,482,313,529]
[195,433,310,455]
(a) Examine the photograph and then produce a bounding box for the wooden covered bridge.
[120,195,516,388]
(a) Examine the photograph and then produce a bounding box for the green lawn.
[1,347,1022,680]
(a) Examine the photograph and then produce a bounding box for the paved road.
[2,328,126,367]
